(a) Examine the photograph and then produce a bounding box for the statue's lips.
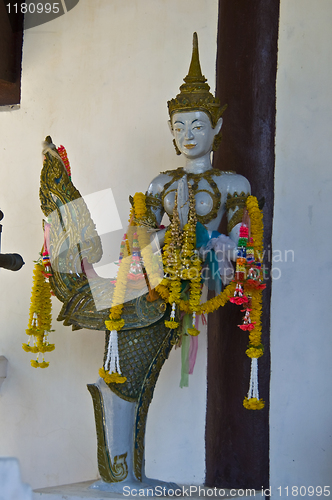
[184,144,196,149]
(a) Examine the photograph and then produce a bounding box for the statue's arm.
[145,173,171,246]
[225,174,251,246]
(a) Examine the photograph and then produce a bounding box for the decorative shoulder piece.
[226,191,249,233]
[226,191,249,211]
[144,194,162,229]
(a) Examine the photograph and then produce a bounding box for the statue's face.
[170,111,222,159]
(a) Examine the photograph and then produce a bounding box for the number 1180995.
[277,486,330,496]
[6,3,60,14]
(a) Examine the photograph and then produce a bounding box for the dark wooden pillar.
[0,2,24,105]
[205,0,279,489]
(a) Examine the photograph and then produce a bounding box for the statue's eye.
[175,128,182,132]
[194,126,202,130]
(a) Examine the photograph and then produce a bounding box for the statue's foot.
[89,478,180,495]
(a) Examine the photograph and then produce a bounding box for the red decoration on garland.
[230,283,248,305]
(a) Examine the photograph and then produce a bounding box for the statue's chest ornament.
[161,167,227,225]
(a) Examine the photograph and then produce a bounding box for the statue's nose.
[185,127,194,140]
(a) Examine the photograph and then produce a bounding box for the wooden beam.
[205,0,280,489]
[0,2,24,105]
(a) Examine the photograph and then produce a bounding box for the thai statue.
[25,33,265,493]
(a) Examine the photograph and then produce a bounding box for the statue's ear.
[214,117,223,135]
[168,120,174,136]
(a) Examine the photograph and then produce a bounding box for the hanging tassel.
[105,330,121,374]
[230,283,248,305]
[238,303,256,331]
[243,358,265,410]
[23,259,54,367]
[187,310,199,336]
[99,330,127,384]
[165,302,179,329]
[31,352,49,369]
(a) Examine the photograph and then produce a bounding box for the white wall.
[0,0,218,489]
[271,1,332,497]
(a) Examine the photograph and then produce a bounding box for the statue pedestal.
[33,480,122,499]
[33,480,252,499]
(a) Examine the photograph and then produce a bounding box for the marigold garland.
[132,192,163,290]
[187,327,200,336]
[136,192,262,329]
[99,367,127,384]
[25,175,265,410]
[246,347,264,358]
[137,225,160,289]
[243,397,265,410]
[154,193,265,409]
[239,196,265,409]
[24,258,54,368]
[132,192,146,219]
[155,279,236,315]
[164,320,180,329]
[33,188,264,406]
[100,191,162,384]
[99,236,131,384]
[105,318,125,331]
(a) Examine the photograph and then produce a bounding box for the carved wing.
[40,136,165,331]
[40,136,102,309]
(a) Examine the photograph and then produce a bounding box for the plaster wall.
[271,1,332,497]
[0,0,218,489]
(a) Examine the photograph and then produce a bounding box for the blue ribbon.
[195,221,222,294]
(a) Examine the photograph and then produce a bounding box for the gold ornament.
[167,32,227,129]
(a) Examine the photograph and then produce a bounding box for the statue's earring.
[173,139,182,156]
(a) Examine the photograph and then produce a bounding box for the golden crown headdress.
[167,32,226,128]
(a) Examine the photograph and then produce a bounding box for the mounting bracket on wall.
[0,210,24,271]
[0,209,24,390]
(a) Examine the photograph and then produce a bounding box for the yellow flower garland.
[24,259,54,368]
[243,397,265,410]
[241,196,265,409]
[99,367,127,384]
[24,182,265,410]
[100,191,161,384]
[155,276,236,315]
[132,192,146,219]
[26,186,264,405]
[243,196,264,355]
[133,192,163,289]
[101,191,265,406]
[139,192,265,409]
[99,235,132,383]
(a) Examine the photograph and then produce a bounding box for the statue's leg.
[87,378,145,492]
[132,329,180,491]
[88,378,180,494]
[88,317,179,493]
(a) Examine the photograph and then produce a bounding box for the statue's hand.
[177,175,189,229]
